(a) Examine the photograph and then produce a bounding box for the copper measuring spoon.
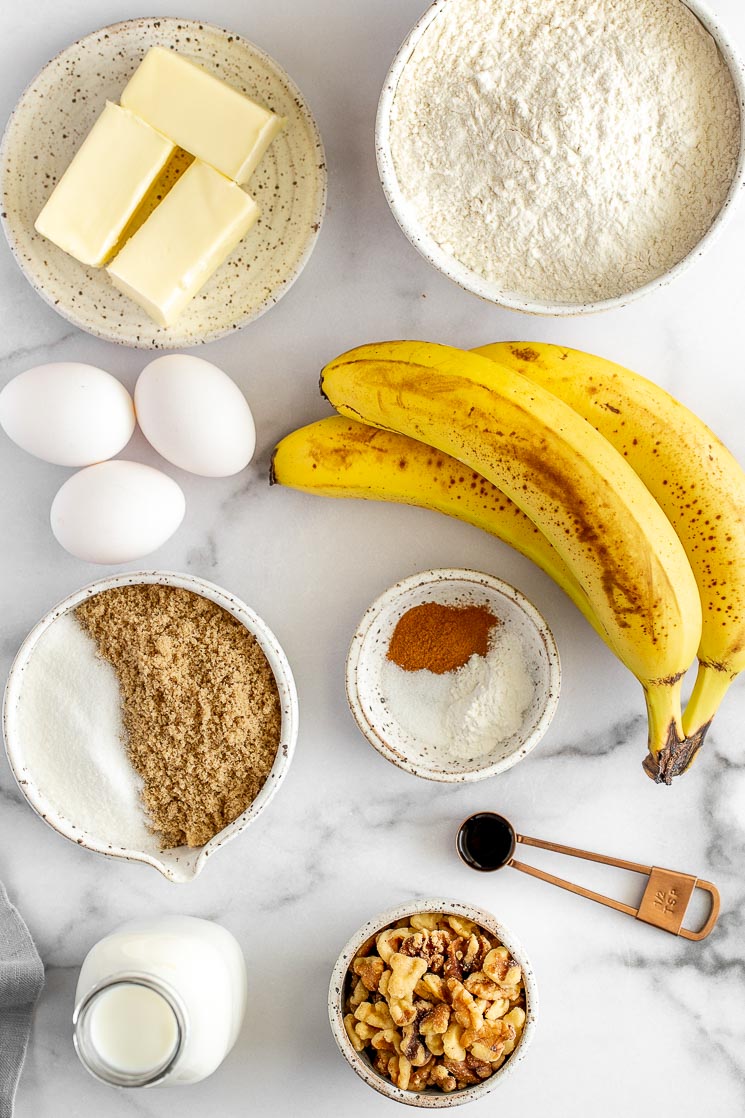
[456,812,720,941]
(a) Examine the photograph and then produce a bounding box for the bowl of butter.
[0,17,326,347]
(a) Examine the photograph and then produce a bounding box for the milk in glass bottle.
[73,915,247,1086]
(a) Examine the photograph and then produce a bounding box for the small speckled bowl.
[328,898,537,1107]
[0,17,326,347]
[2,571,298,883]
[346,569,560,783]
[376,0,745,316]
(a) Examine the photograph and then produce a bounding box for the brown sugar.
[386,601,498,674]
[76,584,282,849]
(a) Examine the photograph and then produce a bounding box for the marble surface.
[0,0,744,1115]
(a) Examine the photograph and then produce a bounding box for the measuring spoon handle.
[511,833,720,939]
[510,857,638,917]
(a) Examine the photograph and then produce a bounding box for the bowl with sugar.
[376,0,745,315]
[2,571,299,882]
[346,568,560,782]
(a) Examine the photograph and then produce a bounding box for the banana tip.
[642,725,708,784]
[642,752,673,785]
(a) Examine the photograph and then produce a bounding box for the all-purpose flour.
[389,0,741,305]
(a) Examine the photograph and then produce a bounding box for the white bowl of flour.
[346,568,560,782]
[377,0,745,315]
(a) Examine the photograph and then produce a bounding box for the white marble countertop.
[1,1,744,1115]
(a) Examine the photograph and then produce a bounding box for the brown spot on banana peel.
[507,345,540,363]
[275,423,398,485]
[643,723,709,784]
[650,670,686,687]
[701,658,736,673]
[498,441,667,635]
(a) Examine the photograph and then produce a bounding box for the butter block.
[35,102,175,267]
[121,47,286,184]
[107,160,259,327]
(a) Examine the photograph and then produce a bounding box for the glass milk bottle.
[73,915,247,1087]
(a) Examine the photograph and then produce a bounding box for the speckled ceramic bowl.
[346,569,560,783]
[329,898,538,1107]
[2,571,298,883]
[376,0,745,316]
[0,18,326,347]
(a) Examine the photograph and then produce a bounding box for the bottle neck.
[73,973,187,1088]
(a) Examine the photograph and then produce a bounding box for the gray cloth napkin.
[0,882,44,1118]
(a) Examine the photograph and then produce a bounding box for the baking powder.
[380,624,534,760]
[389,0,740,304]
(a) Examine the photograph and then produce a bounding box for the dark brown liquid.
[457,813,515,872]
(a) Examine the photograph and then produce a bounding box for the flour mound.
[389,0,740,305]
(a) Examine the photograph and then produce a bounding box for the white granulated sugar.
[17,611,153,851]
[389,0,741,304]
[380,625,534,761]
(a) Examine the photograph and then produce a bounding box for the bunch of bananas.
[272,341,745,784]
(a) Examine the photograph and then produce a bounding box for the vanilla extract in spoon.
[456,811,515,871]
[456,811,720,940]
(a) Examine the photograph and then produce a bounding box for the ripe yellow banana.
[271,415,602,637]
[320,341,703,780]
[476,342,745,768]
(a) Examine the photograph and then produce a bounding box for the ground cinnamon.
[386,602,498,674]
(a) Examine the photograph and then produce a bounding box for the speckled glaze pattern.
[0,17,327,347]
[346,569,561,783]
[328,898,538,1108]
[2,570,299,883]
[375,0,745,316]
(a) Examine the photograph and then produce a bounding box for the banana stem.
[682,662,736,738]
[641,679,697,785]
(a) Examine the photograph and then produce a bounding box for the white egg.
[50,461,185,564]
[0,362,135,466]
[135,355,256,477]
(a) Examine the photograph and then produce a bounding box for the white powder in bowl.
[388,0,741,305]
[380,624,534,761]
[16,611,153,851]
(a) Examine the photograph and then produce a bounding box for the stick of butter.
[35,102,175,268]
[107,160,259,327]
[121,47,286,184]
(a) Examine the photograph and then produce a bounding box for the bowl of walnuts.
[328,899,537,1107]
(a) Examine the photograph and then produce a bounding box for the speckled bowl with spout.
[2,571,298,883]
